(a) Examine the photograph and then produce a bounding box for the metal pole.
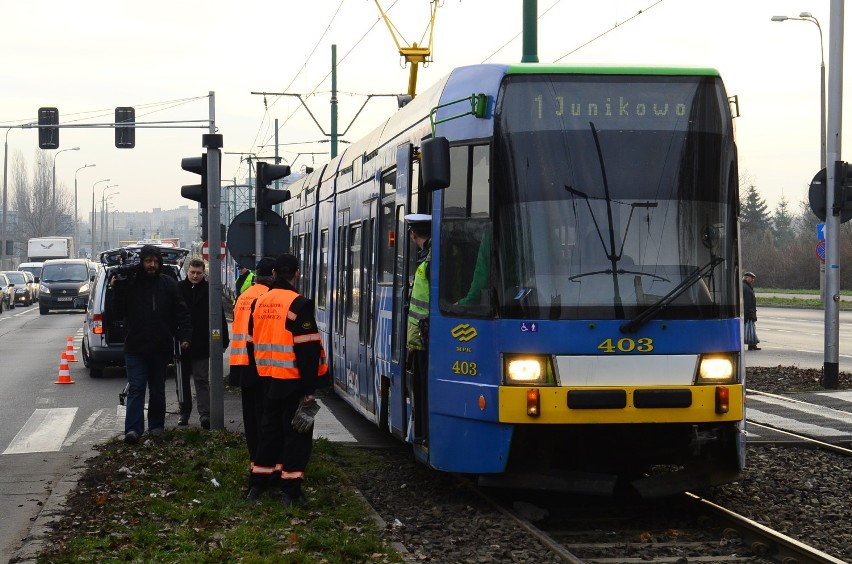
[521,0,539,63]
[205,92,225,431]
[331,44,338,159]
[2,129,9,270]
[823,0,844,389]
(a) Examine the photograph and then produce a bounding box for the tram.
[279,64,745,496]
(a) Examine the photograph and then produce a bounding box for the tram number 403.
[597,337,654,354]
[452,360,478,376]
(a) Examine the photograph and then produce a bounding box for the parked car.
[2,271,34,306]
[39,258,93,315]
[0,272,13,312]
[82,244,189,377]
[22,271,39,302]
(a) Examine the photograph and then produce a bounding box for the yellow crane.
[374,0,440,98]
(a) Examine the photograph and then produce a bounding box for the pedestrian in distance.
[246,253,329,507]
[109,245,192,444]
[177,257,230,429]
[742,271,760,351]
[229,256,276,479]
[405,213,431,443]
[234,263,254,300]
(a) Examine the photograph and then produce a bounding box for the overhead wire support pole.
[374,0,439,98]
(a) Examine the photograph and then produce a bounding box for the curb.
[10,448,100,563]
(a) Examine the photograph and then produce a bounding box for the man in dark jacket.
[111,245,192,444]
[742,271,760,350]
[177,257,230,429]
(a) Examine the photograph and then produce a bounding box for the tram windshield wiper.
[569,269,670,283]
[619,256,724,334]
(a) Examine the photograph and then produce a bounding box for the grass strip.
[38,429,402,563]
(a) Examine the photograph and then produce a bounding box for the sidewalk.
[756,292,852,302]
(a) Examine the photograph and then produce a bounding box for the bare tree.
[12,150,74,250]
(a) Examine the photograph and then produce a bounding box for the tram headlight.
[696,355,738,384]
[504,355,553,385]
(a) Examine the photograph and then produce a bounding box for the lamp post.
[74,164,95,257]
[91,179,111,258]
[52,147,80,234]
[772,12,826,170]
[101,186,119,251]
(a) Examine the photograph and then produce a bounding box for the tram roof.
[505,64,721,77]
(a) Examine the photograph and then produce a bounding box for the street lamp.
[101,186,119,250]
[772,12,826,170]
[50,147,80,235]
[74,164,95,257]
[91,179,111,258]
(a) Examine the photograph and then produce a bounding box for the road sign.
[816,240,826,262]
[202,240,226,260]
[817,223,826,240]
[226,208,290,267]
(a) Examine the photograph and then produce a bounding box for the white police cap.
[404,213,432,224]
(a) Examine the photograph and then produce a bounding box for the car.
[18,262,44,282]
[39,258,94,315]
[82,244,189,378]
[22,271,39,302]
[0,272,13,312]
[2,271,34,306]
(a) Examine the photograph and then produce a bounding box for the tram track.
[460,475,849,563]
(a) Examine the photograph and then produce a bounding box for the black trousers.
[239,368,266,465]
[249,390,312,495]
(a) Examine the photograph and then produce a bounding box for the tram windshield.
[486,73,738,321]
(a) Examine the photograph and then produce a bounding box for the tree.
[740,182,771,237]
[772,196,795,248]
[12,150,74,251]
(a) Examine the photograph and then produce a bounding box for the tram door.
[356,200,376,412]
[333,210,351,393]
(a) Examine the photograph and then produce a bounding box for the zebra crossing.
[746,390,852,442]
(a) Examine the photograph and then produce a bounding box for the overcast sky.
[0,0,844,218]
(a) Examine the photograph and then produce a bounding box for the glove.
[291,401,320,433]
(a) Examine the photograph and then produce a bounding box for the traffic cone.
[55,352,75,385]
[64,336,78,362]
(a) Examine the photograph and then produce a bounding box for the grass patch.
[756,287,852,295]
[38,430,401,563]
[758,296,852,310]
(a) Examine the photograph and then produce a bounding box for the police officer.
[229,257,276,476]
[234,263,255,299]
[247,254,328,506]
[405,213,431,442]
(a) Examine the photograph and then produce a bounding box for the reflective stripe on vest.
[407,256,430,349]
[252,288,302,380]
[229,283,269,366]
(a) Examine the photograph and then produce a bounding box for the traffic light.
[38,107,59,149]
[181,154,208,238]
[255,162,291,216]
[115,107,135,148]
[809,163,852,224]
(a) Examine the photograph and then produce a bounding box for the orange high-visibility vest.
[229,283,269,367]
[252,288,303,380]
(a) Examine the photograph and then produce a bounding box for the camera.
[108,249,140,285]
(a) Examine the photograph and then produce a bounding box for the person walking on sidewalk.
[177,257,230,429]
[229,257,275,475]
[247,254,328,506]
[110,245,192,444]
[742,271,760,351]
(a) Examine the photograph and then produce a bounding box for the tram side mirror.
[421,137,451,192]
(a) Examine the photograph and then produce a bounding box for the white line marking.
[746,408,847,438]
[3,408,78,454]
[749,394,852,425]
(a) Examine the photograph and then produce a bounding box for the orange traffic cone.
[55,352,75,385]
[64,336,78,362]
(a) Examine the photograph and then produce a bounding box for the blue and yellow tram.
[280,64,745,496]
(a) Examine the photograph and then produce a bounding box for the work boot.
[124,431,139,445]
[200,416,210,430]
[748,346,761,351]
[281,491,307,508]
[245,487,263,501]
[178,413,190,426]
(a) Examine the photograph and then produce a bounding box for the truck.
[27,237,74,261]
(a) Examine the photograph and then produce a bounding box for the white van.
[18,262,44,282]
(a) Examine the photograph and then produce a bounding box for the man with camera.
[110,245,192,444]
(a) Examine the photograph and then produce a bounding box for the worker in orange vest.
[246,253,328,506]
[229,257,276,478]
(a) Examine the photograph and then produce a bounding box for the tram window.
[382,170,395,198]
[336,224,348,331]
[303,228,313,296]
[349,225,361,322]
[379,198,395,284]
[318,229,329,309]
[440,144,493,316]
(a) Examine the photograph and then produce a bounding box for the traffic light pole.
[204,93,227,430]
[823,0,844,389]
